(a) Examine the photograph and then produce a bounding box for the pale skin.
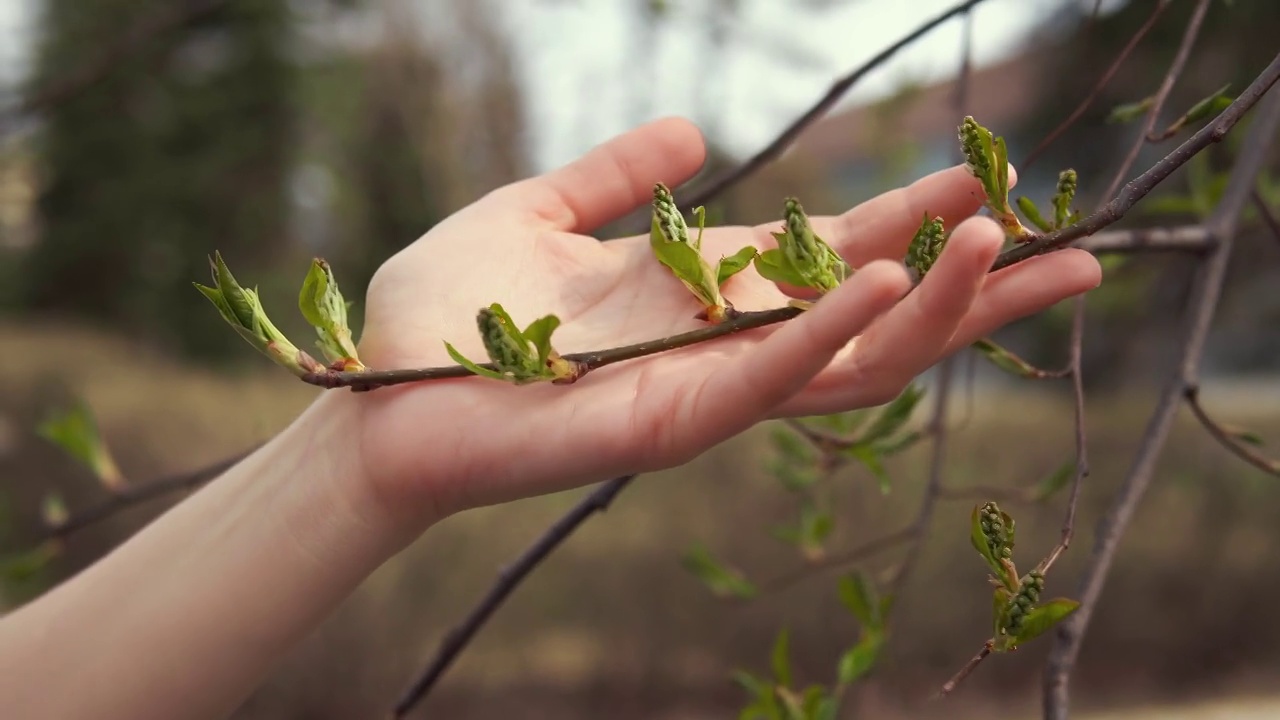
[0,118,1100,720]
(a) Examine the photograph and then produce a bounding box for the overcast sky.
[0,0,1106,171]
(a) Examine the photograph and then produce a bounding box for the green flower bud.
[778,197,847,292]
[1052,169,1078,230]
[478,307,541,380]
[906,214,947,277]
[653,183,691,246]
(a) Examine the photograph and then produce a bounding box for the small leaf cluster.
[753,198,850,295]
[681,544,757,600]
[445,304,583,385]
[196,253,363,376]
[1109,84,1234,139]
[959,116,1032,241]
[650,183,758,323]
[36,402,124,492]
[969,501,1080,652]
[734,572,889,720]
[1017,169,1080,234]
[765,385,924,562]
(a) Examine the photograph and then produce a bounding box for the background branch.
[1042,79,1280,720]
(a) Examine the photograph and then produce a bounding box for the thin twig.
[1184,389,1280,476]
[1042,78,1280,720]
[679,0,990,210]
[1099,0,1213,204]
[1253,188,1280,244]
[32,449,253,545]
[753,528,917,597]
[1036,296,1089,576]
[391,474,636,718]
[1021,0,1172,171]
[939,641,993,696]
[994,50,1280,272]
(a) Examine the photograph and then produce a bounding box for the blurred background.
[3,0,1280,717]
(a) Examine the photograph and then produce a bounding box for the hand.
[343,117,1100,525]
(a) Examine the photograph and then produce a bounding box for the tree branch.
[1184,389,1280,476]
[1042,74,1280,720]
[1020,0,1172,171]
[1253,188,1280,245]
[993,50,1280,272]
[391,474,636,718]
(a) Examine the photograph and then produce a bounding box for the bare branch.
[1037,296,1089,576]
[1021,0,1172,171]
[939,641,993,697]
[1042,77,1280,720]
[679,0,990,209]
[753,528,917,597]
[391,474,636,718]
[1098,0,1213,203]
[1253,188,1280,245]
[1184,389,1280,476]
[994,50,1280,272]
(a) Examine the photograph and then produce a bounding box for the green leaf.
[771,427,817,464]
[1033,461,1075,502]
[992,586,1013,641]
[521,315,562,365]
[972,338,1045,379]
[1182,83,1233,126]
[837,633,883,684]
[771,627,792,688]
[718,246,760,286]
[443,341,508,381]
[872,429,923,457]
[298,259,361,366]
[681,544,757,599]
[1016,196,1053,233]
[0,542,60,585]
[800,686,832,720]
[1012,598,1081,646]
[652,231,723,308]
[844,443,889,493]
[211,251,255,329]
[37,402,123,489]
[994,136,1010,205]
[753,249,811,288]
[970,505,999,569]
[1106,96,1155,124]
[858,384,924,445]
[837,571,881,629]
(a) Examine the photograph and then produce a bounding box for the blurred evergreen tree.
[22,0,294,360]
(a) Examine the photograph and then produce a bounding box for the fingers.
[779,216,1006,415]
[753,164,1014,299]
[657,260,911,466]
[486,117,707,234]
[940,248,1102,356]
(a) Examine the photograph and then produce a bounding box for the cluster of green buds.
[753,198,850,295]
[978,502,1013,561]
[649,183,757,323]
[905,214,947,278]
[298,259,365,371]
[1002,572,1046,635]
[195,252,327,378]
[445,303,584,385]
[1018,168,1081,234]
[958,116,1033,242]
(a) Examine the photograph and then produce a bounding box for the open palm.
[349,118,1100,520]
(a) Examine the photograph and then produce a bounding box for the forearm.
[0,391,418,720]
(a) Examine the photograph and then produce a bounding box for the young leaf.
[777,198,848,292]
[837,571,882,629]
[0,542,60,585]
[836,633,884,685]
[1012,598,1080,646]
[298,259,363,369]
[681,544,757,599]
[443,342,509,381]
[1016,197,1053,233]
[651,184,729,320]
[37,402,125,491]
[718,246,760,286]
[844,443,889,493]
[521,315,562,365]
[972,338,1047,379]
[771,627,793,688]
[1033,460,1075,502]
[753,249,812,288]
[858,384,924,445]
[1107,96,1155,124]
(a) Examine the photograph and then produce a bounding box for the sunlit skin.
[0,116,1099,720]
